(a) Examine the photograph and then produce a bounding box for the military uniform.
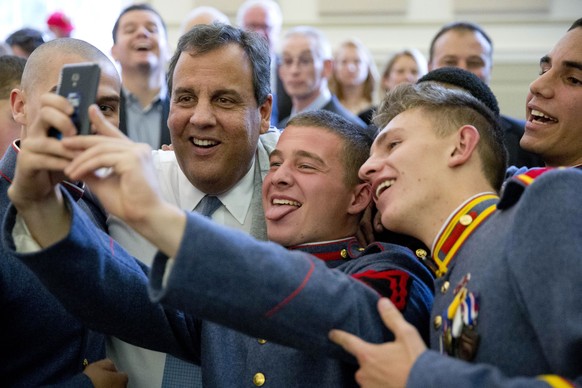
[408,168,582,387]
[5,193,433,387]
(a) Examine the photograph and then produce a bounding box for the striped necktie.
[194,195,222,217]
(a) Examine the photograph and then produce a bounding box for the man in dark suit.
[277,26,368,131]
[428,21,544,168]
[236,0,292,125]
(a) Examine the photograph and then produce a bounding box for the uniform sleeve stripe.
[537,375,575,388]
[264,259,315,318]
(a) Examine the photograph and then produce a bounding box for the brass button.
[440,281,450,294]
[415,248,427,259]
[257,338,267,345]
[83,358,89,367]
[433,315,442,330]
[358,247,365,251]
[253,372,266,386]
[340,249,348,258]
[460,214,473,226]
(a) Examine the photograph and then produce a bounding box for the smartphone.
[49,62,101,138]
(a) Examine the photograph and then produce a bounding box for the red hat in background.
[47,11,74,34]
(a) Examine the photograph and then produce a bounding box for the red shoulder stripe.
[352,269,411,310]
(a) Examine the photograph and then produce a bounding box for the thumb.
[377,298,409,337]
[88,105,126,139]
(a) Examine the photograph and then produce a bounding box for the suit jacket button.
[253,372,266,386]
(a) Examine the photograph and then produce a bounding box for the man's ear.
[448,124,480,167]
[110,44,120,62]
[348,182,372,215]
[322,58,334,79]
[259,94,273,134]
[11,88,26,126]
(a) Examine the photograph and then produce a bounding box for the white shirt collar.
[188,158,256,225]
[152,150,257,226]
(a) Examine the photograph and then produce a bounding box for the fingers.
[62,139,150,180]
[377,298,408,337]
[29,94,77,139]
[21,136,78,161]
[329,329,369,357]
[89,358,118,372]
[373,210,385,233]
[88,105,127,139]
[84,358,129,388]
[377,298,427,357]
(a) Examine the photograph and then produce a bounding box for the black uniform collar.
[289,237,364,263]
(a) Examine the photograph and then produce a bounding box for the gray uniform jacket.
[409,168,582,387]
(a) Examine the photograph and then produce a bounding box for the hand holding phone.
[49,62,100,138]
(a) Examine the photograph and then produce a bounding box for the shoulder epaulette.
[498,167,554,210]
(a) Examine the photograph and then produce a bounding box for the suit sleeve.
[408,170,582,388]
[2,190,202,364]
[149,211,433,362]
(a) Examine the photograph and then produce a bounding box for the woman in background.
[380,48,427,97]
[329,38,379,124]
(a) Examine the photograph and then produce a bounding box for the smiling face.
[521,27,582,167]
[111,9,169,72]
[359,108,454,242]
[168,44,271,195]
[263,125,367,246]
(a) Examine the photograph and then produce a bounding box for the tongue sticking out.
[265,199,301,221]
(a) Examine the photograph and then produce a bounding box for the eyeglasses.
[280,55,315,69]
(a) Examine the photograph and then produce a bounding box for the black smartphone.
[49,62,101,138]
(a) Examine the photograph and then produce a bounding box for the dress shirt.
[123,86,166,149]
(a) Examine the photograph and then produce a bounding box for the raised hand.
[61,106,186,257]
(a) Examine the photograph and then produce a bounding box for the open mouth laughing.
[530,109,558,124]
[375,179,395,199]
